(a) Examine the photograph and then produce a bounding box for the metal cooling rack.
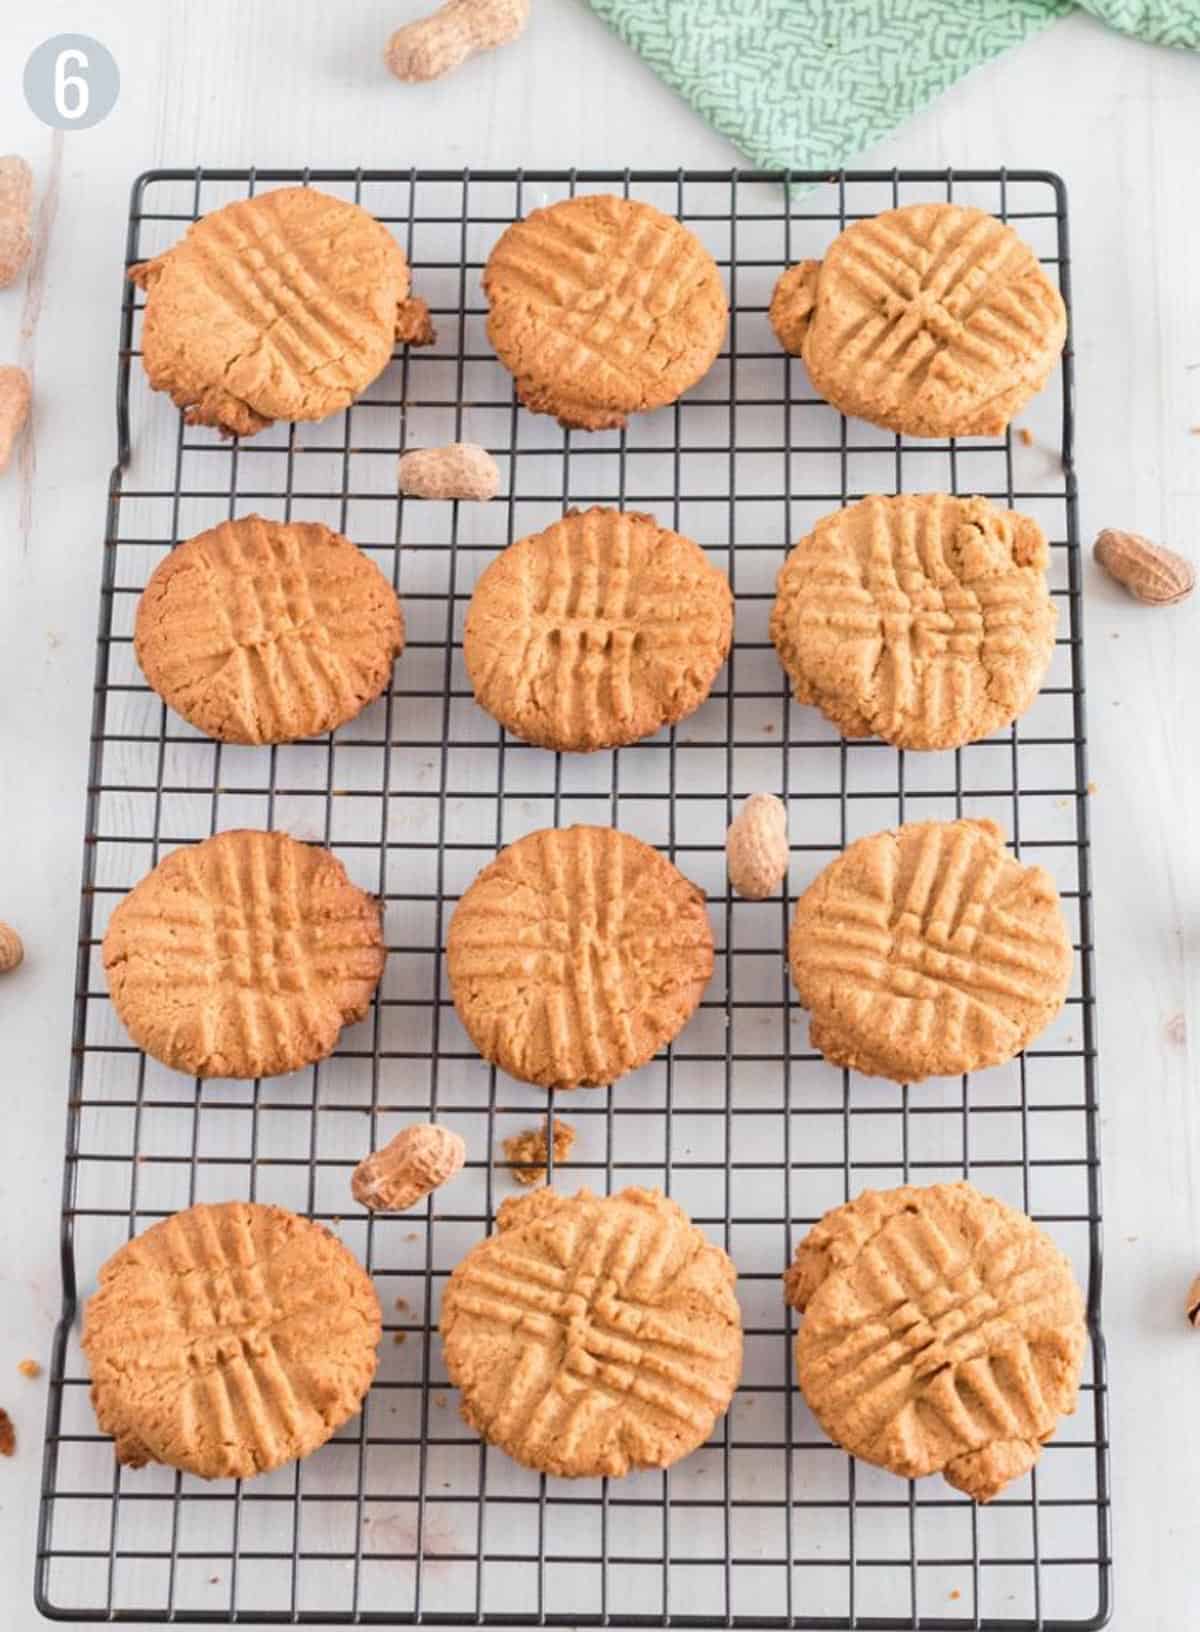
[36,167,1109,1628]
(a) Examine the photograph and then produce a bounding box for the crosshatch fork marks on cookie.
[771,493,1056,751]
[102,829,385,1079]
[440,1190,742,1478]
[776,202,1067,439]
[484,193,728,428]
[81,1202,381,1481]
[130,186,430,435]
[790,818,1073,1083]
[448,825,714,1088]
[786,1184,1086,1503]
[134,514,405,744]
[839,209,1047,380]
[39,166,1108,1631]
[464,506,733,752]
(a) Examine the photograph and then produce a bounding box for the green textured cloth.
[585,0,1199,174]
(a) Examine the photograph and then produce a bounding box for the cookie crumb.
[434,1392,448,1408]
[0,1409,13,1456]
[1087,780,1097,795]
[1018,428,1034,447]
[393,1332,407,1346]
[949,1588,961,1601]
[17,1359,40,1379]
[209,1575,220,1585]
[1165,1013,1187,1048]
[394,1296,409,1312]
[503,1118,576,1186]
[405,1231,420,1242]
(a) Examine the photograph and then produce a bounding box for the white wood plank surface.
[0,3,1197,1627]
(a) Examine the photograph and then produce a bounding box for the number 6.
[54,47,89,120]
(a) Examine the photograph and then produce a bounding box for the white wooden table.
[0,2,1197,1627]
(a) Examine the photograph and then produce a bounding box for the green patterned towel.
[585,0,1199,175]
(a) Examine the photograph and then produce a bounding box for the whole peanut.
[352,1123,466,1212]
[0,368,29,473]
[1093,528,1194,606]
[386,0,530,82]
[398,442,500,501]
[0,157,32,289]
[727,793,789,900]
[0,922,24,974]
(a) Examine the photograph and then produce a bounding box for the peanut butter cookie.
[770,493,1055,750]
[441,1186,742,1477]
[83,1202,381,1480]
[135,515,404,744]
[464,507,732,751]
[484,194,728,430]
[130,186,433,437]
[447,825,714,1088]
[103,829,385,1079]
[784,1182,1086,1501]
[769,204,1065,438]
[788,819,1072,1083]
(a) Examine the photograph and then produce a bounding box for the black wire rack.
[36,166,1109,1629]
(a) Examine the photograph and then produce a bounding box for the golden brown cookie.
[463,507,732,751]
[784,1182,1086,1501]
[788,819,1071,1083]
[769,204,1066,438]
[447,825,713,1089]
[440,1186,742,1477]
[130,186,433,437]
[134,515,404,745]
[770,493,1055,750]
[103,829,385,1079]
[484,194,728,430]
[83,1202,381,1480]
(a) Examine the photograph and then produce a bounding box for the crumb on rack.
[393,1332,407,1346]
[0,1408,13,1455]
[503,1118,576,1186]
[1087,780,1097,795]
[17,1359,40,1379]
[434,1392,448,1408]
[394,1296,409,1312]
[1018,427,1034,447]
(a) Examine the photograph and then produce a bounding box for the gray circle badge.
[23,34,120,131]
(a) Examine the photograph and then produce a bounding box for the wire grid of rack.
[37,167,1109,1629]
